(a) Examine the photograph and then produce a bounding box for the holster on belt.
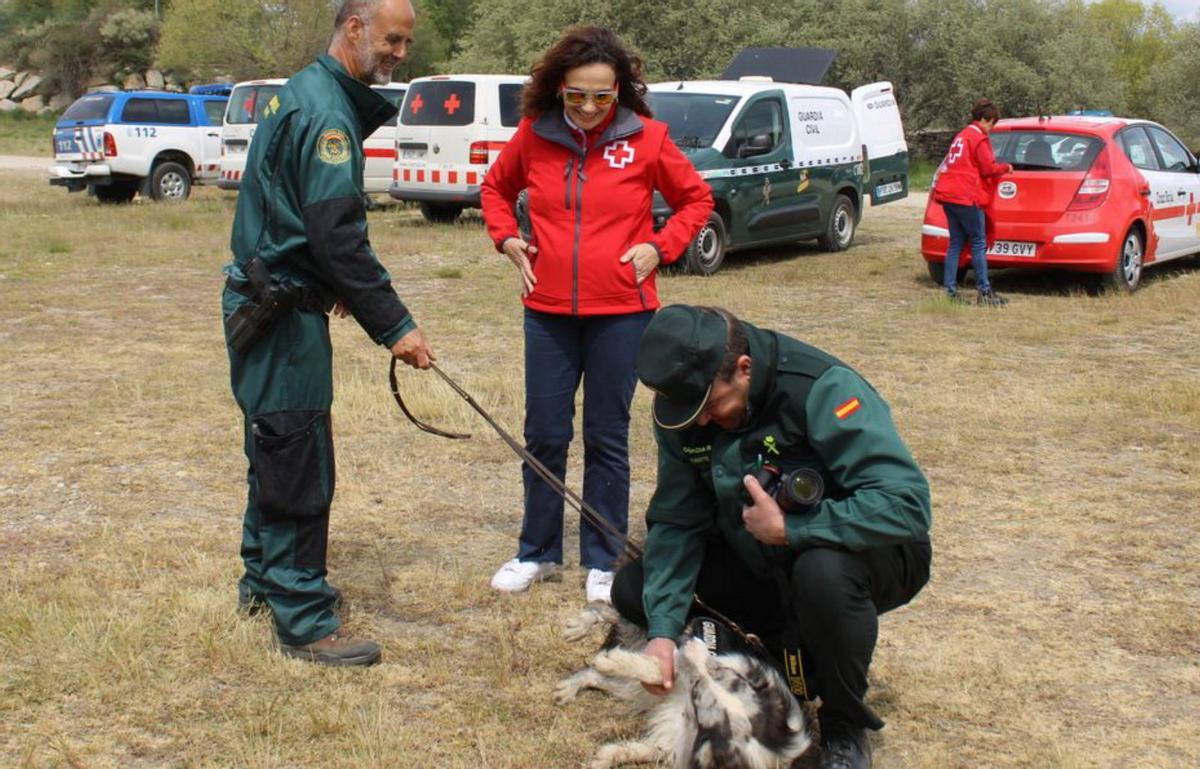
[224,257,324,354]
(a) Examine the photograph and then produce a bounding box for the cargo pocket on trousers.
[252,410,335,520]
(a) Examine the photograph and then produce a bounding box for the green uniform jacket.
[226,54,415,347]
[643,323,932,640]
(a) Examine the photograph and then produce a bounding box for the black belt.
[225,276,329,314]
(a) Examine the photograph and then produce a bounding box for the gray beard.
[355,42,394,85]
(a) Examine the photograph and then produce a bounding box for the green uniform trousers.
[224,289,340,646]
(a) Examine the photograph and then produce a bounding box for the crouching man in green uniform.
[221,0,433,667]
[612,305,932,769]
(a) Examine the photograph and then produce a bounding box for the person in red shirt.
[932,98,1013,306]
[481,26,713,603]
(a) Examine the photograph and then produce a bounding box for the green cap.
[636,305,727,430]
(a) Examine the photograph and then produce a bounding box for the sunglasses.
[561,87,618,107]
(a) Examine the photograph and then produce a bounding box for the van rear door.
[850,82,908,204]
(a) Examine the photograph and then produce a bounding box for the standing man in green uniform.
[221,0,433,667]
[612,305,932,769]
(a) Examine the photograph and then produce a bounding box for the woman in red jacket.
[932,98,1013,306]
[481,26,713,603]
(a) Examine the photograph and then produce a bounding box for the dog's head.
[674,638,811,769]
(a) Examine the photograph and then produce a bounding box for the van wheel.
[684,213,727,275]
[926,261,968,287]
[1104,228,1143,292]
[818,194,855,251]
[150,162,191,202]
[420,202,463,223]
[93,181,137,204]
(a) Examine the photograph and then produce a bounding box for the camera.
[753,464,824,513]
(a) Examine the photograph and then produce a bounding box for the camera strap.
[388,359,771,657]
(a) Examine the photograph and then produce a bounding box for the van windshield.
[226,85,283,125]
[61,94,114,122]
[647,92,738,150]
[992,131,1103,171]
[402,81,476,127]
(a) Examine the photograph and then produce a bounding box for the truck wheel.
[420,202,463,223]
[1103,228,1143,292]
[683,213,727,275]
[93,182,137,205]
[818,194,856,252]
[150,162,191,202]
[926,261,969,287]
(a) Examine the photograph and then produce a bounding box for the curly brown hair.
[521,26,651,119]
[971,98,1000,123]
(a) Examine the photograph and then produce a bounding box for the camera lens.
[783,468,823,507]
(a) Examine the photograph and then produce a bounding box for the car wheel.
[1105,228,1143,292]
[926,261,969,287]
[683,213,727,275]
[150,162,191,202]
[420,202,463,223]
[92,181,137,204]
[818,194,856,251]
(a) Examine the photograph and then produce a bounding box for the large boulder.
[0,99,17,113]
[122,72,145,90]
[11,70,28,88]
[87,85,120,94]
[11,73,43,101]
[20,94,46,113]
[145,69,165,89]
[0,80,15,100]
[48,92,74,110]
[0,66,14,80]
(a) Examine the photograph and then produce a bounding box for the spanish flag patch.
[835,397,862,420]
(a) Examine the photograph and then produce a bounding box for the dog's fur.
[556,603,813,769]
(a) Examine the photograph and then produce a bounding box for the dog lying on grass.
[556,603,813,769]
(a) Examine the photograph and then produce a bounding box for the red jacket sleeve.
[648,132,714,264]
[974,134,1012,179]
[481,120,529,252]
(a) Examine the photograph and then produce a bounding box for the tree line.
[3,0,1197,147]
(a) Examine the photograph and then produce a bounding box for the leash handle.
[389,357,471,440]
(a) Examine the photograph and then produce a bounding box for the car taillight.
[103,131,117,158]
[1068,147,1110,211]
[469,141,489,164]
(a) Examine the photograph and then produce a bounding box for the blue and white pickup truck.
[48,87,229,203]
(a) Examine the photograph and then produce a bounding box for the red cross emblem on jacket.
[604,140,635,169]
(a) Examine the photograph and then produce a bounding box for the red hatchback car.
[921,116,1200,291]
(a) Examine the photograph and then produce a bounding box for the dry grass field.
[1,166,1197,769]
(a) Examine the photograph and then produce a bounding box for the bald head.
[330,0,415,85]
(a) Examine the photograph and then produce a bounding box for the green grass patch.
[908,157,938,191]
[434,267,463,279]
[0,111,59,157]
[45,239,72,254]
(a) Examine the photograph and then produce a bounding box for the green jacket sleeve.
[297,112,416,347]
[785,366,931,551]
[643,426,716,640]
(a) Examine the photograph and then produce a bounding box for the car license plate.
[987,240,1036,257]
[401,148,425,159]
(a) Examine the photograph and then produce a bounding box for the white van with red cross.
[388,74,526,222]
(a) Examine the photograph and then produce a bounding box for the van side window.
[156,100,191,125]
[121,98,158,123]
[1146,126,1193,172]
[203,100,227,126]
[725,99,783,159]
[499,84,523,128]
[1120,127,1160,172]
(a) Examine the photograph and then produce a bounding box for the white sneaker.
[585,569,615,604]
[490,559,560,593]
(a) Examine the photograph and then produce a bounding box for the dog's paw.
[553,677,581,705]
[592,649,663,685]
[562,603,618,642]
[591,741,665,769]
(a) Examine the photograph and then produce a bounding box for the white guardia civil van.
[388,74,526,222]
[218,79,407,194]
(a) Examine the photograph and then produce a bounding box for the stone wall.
[0,65,189,115]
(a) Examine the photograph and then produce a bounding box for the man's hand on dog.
[643,637,676,695]
[742,475,788,546]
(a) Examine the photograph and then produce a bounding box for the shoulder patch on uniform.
[317,128,351,165]
[834,397,861,420]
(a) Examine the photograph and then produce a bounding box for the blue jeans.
[517,308,654,570]
[942,203,991,294]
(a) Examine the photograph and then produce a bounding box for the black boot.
[819,722,871,769]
